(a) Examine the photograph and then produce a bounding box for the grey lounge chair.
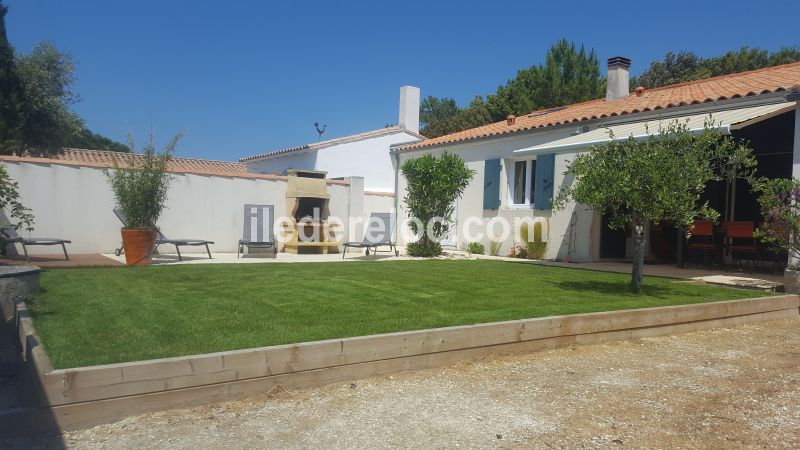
[113,208,213,261]
[342,212,399,259]
[238,204,276,258]
[1,226,71,262]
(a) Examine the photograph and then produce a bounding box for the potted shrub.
[753,177,800,293]
[107,133,181,265]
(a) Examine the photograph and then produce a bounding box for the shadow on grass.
[555,280,674,298]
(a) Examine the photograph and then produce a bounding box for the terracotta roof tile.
[25,148,248,174]
[0,149,353,185]
[396,61,800,152]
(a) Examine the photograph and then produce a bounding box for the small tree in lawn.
[555,119,755,292]
[401,152,475,257]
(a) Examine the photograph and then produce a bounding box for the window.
[510,159,536,206]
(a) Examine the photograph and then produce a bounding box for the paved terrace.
[0,251,784,290]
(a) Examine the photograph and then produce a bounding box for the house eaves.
[240,126,424,163]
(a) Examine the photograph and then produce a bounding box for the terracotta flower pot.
[120,229,157,266]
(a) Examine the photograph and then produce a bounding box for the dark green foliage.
[401,152,474,257]
[29,261,770,368]
[66,128,130,152]
[106,132,181,230]
[0,5,127,155]
[406,240,443,257]
[0,2,24,154]
[467,242,485,255]
[0,162,33,232]
[752,177,800,264]
[420,39,605,138]
[555,121,756,292]
[14,41,83,155]
[631,47,800,89]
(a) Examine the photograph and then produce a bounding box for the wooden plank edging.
[29,295,799,408]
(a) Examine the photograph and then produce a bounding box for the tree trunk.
[631,219,648,293]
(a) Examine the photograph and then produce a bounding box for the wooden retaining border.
[8,295,800,434]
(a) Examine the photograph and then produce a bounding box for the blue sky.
[5,0,799,161]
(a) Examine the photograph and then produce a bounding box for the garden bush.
[401,152,474,257]
[467,242,484,255]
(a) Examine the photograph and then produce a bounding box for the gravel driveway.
[5,318,800,449]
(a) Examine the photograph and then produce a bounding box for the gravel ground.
[4,318,800,449]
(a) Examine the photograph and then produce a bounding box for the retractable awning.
[514,102,796,156]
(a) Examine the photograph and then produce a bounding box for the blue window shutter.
[534,154,555,209]
[483,159,501,210]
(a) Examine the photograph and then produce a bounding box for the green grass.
[28,260,771,369]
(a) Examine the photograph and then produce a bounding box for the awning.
[514,102,796,155]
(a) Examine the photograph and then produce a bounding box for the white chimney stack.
[399,86,420,134]
[606,56,631,101]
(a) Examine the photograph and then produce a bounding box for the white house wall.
[315,132,416,192]
[395,127,598,262]
[245,131,419,193]
[245,151,317,177]
[3,161,363,255]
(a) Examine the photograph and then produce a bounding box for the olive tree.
[555,119,755,292]
[401,152,474,257]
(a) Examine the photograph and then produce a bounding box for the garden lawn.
[29,260,772,368]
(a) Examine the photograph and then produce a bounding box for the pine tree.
[420,40,605,138]
[0,2,25,154]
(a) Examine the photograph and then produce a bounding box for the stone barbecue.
[282,169,340,254]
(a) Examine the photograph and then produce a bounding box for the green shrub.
[406,240,442,257]
[467,242,484,255]
[489,240,502,256]
[753,177,800,264]
[401,152,474,257]
[106,132,182,230]
[0,162,34,232]
[519,220,548,260]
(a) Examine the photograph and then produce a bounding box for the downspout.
[393,149,400,242]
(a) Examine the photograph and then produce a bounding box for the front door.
[599,213,627,259]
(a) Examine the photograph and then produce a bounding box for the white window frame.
[508,158,536,207]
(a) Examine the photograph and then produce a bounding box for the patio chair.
[238,204,276,258]
[1,226,71,262]
[723,221,761,270]
[686,219,717,266]
[342,212,399,259]
[113,208,213,261]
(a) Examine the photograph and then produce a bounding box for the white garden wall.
[1,159,371,255]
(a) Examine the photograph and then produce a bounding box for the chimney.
[606,56,631,101]
[399,86,420,134]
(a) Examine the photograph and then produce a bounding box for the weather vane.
[314,122,327,141]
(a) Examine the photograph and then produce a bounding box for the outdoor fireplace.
[283,169,340,254]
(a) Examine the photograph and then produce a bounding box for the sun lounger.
[1,226,71,262]
[342,212,399,259]
[238,204,276,258]
[113,208,213,261]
